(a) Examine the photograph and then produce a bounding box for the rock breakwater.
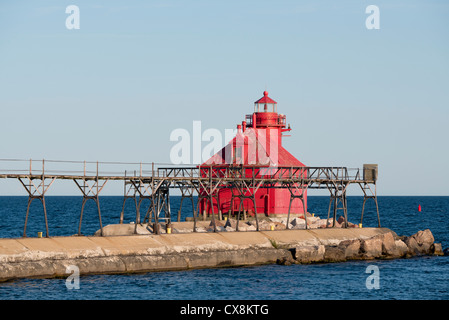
[97,214,355,236]
[277,228,444,265]
[0,227,445,282]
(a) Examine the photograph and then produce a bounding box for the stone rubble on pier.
[203,213,354,233]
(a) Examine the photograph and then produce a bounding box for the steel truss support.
[195,193,207,221]
[359,182,380,227]
[129,179,157,234]
[326,182,350,228]
[150,184,171,226]
[193,190,220,232]
[285,181,309,230]
[229,190,260,231]
[192,166,225,232]
[200,191,221,220]
[139,195,155,226]
[227,179,263,232]
[73,177,108,236]
[193,191,219,232]
[18,174,56,238]
[119,177,139,224]
[128,177,172,235]
[126,179,153,233]
[176,182,196,222]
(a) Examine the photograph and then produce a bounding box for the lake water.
[0,196,448,301]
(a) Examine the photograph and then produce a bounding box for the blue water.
[0,196,448,300]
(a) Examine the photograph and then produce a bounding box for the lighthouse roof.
[202,128,305,167]
[254,91,277,105]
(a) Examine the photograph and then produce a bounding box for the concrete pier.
[0,228,403,282]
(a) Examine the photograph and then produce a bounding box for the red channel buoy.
[418,204,422,212]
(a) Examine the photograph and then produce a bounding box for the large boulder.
[311,218,328,229]
[256,220,271,231]
[432,243,444,256]
[412,229,434,254]
[224,218,238,229]
[276,251,296,266]
[247,219,279,231]
[290,217,306,229]
[94,223,151,236]
[225,219,256,231]
[323,245,346,262]
[338,239,362,260]
[381,232,398,258]
[325,218,342,228]
[337,216,346,227]
[342,233,409,259]
[293,245,325,263]
[403,229,435,256]
[404,236,420,256]
[207,220,226,232]
[209,220,225,227]
[272,221,286,230]
[394,240,409,258]
[377,232,409,259]
[360,236,383,259]
[207,226,227,232]
[246,224,257,231]
[237,222,257,231]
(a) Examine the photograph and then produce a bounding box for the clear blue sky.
[0,0,448,195]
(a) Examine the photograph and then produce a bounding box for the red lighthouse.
[199,91,307,217]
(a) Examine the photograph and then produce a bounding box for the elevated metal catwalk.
[0,159,379,237]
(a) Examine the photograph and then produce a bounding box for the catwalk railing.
[0,159,380,237]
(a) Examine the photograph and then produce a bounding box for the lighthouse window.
[236,147,242,158]
[233,147,243,164]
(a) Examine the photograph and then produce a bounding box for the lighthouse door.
[264,192,270,215]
